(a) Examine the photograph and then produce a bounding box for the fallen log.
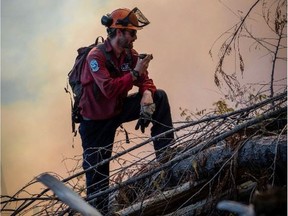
[114,135,287,216]
[115,181,257,216]
[172,135,287,183]
[114,180,205,216]
[164,181,257,216]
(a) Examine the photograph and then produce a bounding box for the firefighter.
[79,7,174,214]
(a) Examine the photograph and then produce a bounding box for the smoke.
[2,0,285,195]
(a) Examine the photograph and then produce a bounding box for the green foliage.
[212,100,234,114]
[179,107,207,121]
[179,90,268,121]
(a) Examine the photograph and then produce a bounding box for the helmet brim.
[110,24,143,30]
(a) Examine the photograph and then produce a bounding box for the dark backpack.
[65,36,105,136]
[65,36,133,136]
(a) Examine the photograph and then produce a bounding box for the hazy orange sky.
[1,0,286,197]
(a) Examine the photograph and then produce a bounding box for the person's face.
[118,29,137,49]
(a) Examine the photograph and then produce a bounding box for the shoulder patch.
[90,59,99,72]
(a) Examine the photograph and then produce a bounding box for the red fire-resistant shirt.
[79,39,157,120]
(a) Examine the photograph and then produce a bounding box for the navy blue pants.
[79,89,174,212]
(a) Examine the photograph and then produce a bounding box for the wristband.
[131,70,140,79]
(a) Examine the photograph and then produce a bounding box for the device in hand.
[138,54,153,60]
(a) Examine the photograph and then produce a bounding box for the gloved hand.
[135,103,156,133]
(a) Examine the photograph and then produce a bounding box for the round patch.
[90,59,99,72]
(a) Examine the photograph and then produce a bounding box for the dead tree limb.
[114,135,286,215]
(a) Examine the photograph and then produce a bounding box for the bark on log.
[114,135,287,216]
[172,135,287,182]
[115,181,257,216]
[163,181,257,216]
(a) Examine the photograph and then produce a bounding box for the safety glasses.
[125,29,137,37]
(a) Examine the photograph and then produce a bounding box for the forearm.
[141,89,154,105]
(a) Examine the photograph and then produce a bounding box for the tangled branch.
[1,91,286,215]
[210,0,287,100]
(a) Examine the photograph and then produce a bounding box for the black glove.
[135,103,156,133]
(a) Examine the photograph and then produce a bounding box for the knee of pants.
[82,153,98,170]
[82,148,111,170]
[154,89,168,101]
[153,89,171,113]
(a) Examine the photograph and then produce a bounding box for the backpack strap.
[96,43,121,77]
[96,43,111,62]
[124,48,133,69]
[95,36,104,45]
[96,43,134,77]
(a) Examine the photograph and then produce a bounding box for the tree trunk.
[114,135,287,216]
